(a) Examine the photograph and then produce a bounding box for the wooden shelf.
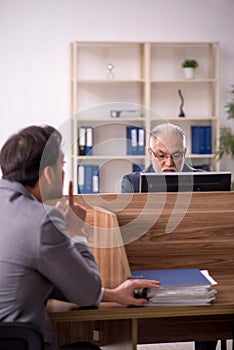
[150,79,215,83]
[74,155,146,161]
[75,79,145,84]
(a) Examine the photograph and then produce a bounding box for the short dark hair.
[0,125,62,186]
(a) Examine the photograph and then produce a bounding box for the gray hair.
[150,123,186,148]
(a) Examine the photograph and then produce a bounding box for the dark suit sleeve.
[183,163,206,172]
[48,287,66,301]
[121,173,140,193]
[121,174,135,193]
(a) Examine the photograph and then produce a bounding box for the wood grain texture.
[92,206,131,288]
[74,192,234,276]
[50,191,234,347]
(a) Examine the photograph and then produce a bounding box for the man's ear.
[148,146,152,156]
[43,166,53,185]
[184,147,187,156]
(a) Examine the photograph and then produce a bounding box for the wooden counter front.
[49,192,234,349]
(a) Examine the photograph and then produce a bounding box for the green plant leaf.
[218,127,234,159]
[225,85,234,119]
[182,59,198,68]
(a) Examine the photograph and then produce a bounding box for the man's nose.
[164,156,174,166]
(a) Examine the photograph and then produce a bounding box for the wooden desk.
[49,192,234,349]
[50,282,234,349]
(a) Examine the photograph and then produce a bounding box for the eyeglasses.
[150,148,184,161]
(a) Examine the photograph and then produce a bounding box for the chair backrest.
[0,322,44,350]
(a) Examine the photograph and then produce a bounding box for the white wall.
[1,0,234,187]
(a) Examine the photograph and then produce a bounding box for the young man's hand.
[102,279,160,306]
[56,181,87,238]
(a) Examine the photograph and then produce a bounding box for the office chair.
[0,322,44,350]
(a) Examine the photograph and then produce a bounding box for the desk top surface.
[49,272,234,323]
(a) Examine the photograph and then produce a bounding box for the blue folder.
[131,268,211,287]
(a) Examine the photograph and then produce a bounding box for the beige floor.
[137,344,193,350]
[137,341,232,350]
[102,340,232,349]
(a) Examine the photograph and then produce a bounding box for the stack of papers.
[131,268,217,306]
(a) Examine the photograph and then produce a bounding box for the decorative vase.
[183,67,195,79]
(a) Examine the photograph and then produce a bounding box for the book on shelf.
[137,127,145,155]
[78,127,86,156]
[92,165,99,193]
[127,126,138,155]
[191,126,212,155]
[78,126,93,156]
[126,126,145,155]
[77,165,99,194]
[131,268,217,306]
[85,127,93,155]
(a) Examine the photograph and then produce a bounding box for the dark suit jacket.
[121,163,204,193]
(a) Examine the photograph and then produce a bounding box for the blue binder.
[77,165,92,193]
[191,126,203,154]
[85,127,93,155]
[92,165,99,193]
[131,268,211,287]
[204,126,212,154]
[77,165,85,194]
[127,126,145,155]
[137,127,145,155]
[191,126,212,154]
[77,165,99,194]
[126,126,138,155]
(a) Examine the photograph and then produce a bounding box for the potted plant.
[182,59,199,79]
[218,85,234,189]
[218,85,234,159]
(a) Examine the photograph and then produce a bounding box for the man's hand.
[102,279,160,306]
[56,181,87,238]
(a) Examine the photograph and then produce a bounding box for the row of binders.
[191,126,212,154]
[77,165,99,194]
[78,126,146,156]
[77,163,144,194]
[78,127,93,156]
[126,126,145,155]
[132,268,217,306]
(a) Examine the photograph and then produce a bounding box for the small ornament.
[106,63,115,80]
[178,89,185,117]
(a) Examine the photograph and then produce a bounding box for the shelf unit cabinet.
[70,41,220,193]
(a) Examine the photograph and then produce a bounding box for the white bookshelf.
[70,41,220,193]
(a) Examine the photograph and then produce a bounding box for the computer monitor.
[140,171,232,193]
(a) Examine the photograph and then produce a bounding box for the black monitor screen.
[140,171,232,193]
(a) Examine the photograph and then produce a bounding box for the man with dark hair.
[0,125,159,350]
